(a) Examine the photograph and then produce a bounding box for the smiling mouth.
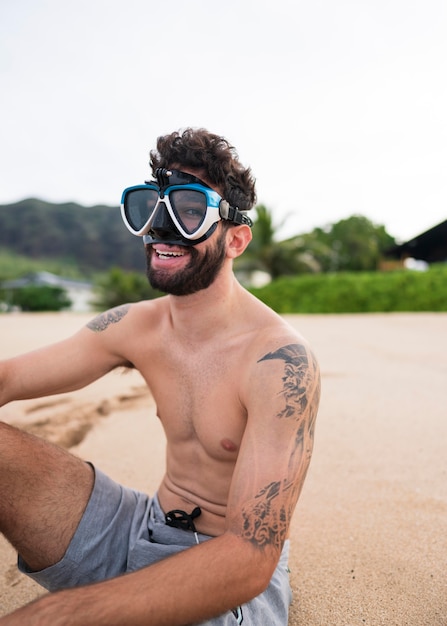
[153,246,187,260]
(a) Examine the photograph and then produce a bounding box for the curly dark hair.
[149,128,257,211]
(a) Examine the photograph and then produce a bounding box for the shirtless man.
[0,128,320,625]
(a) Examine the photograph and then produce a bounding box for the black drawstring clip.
[165,506,202,544]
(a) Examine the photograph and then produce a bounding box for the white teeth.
[155,250,184,259]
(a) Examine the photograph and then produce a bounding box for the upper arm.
[226,338,321,562]
[0,304,134,405]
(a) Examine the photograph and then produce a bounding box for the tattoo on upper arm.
[258,343,313,419]
[86,304,131,332]
[241,343,320,551]
[258,342,320,451]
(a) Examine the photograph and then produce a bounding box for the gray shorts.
[19,465,292,625]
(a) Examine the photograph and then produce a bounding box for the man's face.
[145,226,228,296]
[145,166,229,296]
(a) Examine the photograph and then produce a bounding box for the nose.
[149,202,178,239]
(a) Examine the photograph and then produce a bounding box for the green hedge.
[249,265,447,313]
[2,285,72,312]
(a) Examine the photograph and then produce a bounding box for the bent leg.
[0,422,93,571]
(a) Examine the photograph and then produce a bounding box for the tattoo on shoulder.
[258,343,315,419]
[86,304,131,332]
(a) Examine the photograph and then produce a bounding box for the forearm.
[0,533,275,626]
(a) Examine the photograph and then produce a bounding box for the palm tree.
[237,205,318,280]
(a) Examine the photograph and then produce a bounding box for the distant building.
[1,271,93,312]
[385,220,447,265]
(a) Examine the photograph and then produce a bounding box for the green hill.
[0,198,146,274]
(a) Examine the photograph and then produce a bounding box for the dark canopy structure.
[386,219,447,263]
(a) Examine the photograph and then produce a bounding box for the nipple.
[221,438,238,453]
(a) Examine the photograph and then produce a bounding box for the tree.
[288,215,396,272]
[324,215,395,271]
[92,267,162,310]
[239,205,318,279]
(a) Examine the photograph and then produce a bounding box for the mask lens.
[169,190,208,235]
[124,188,159,231]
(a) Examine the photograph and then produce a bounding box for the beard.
[145,231,227,296]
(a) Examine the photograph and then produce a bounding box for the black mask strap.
[153,168,211,194]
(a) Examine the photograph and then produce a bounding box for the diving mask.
[120,169,253,245]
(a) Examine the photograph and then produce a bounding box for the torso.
[115,289,295,536]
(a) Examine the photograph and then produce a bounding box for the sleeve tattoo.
[258,343,313,418]
[241,343,320,551]
[86,304,131,332]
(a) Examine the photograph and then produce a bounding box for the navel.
[220,438,238,453]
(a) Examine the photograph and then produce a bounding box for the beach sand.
[0,312,446,625]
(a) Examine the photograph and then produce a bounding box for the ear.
[226,224,253,259]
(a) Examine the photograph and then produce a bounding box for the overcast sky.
[1,0,446,242]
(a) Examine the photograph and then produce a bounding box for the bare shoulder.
[240,298,321,416]
[86,303,133,332]
[245,294,319,373]
[80,300,170,370]
[259,320,319,382]
[85,298,168,334]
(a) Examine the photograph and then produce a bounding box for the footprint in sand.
[4,565,23,588]
[15,385,151,449]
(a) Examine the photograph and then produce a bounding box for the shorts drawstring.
[165,506,202,544]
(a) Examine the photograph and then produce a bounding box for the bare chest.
[133,342,247,459]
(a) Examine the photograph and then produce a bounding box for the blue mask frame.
[120,169,252,246]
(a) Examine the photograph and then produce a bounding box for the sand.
[0,311,446,625]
